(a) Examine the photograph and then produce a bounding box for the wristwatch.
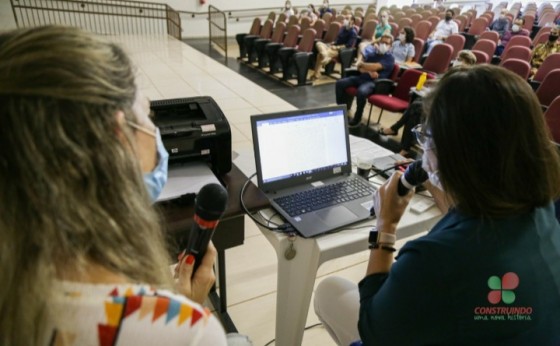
[368,228,396,246]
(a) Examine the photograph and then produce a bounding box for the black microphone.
[185,183,228,274]
[397,160,429,196]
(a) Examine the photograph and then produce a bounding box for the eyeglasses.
[411,124,432,148]
[127,120,157,138]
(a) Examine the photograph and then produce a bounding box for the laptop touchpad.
[317,206,357,225]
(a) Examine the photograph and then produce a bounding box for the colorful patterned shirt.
[46,281,227,346]
[531,41,560,72]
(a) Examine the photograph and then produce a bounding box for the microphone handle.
[186,227,216,274]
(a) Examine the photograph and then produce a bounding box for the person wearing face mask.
[301,3,318,23]
[426,9,459,54]
[335,34,395,127]
[489,9,510,38]
[319,0,333,18]
[315,64,560,345]
[312,15,358,80]
[356,9,392,65]
[0,26,229,345]
[391,26,416,64]
[529,25,560,78]
[496,17,530,56]
[282,0,294,18]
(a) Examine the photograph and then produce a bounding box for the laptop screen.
[251,105,352,192]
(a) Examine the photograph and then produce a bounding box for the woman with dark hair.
[315,65,560,345]
[391,26,415,64]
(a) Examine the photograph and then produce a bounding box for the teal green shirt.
[374,23,392,39]
[359,203,560,345]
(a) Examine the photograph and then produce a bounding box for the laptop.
[250,105,375,238]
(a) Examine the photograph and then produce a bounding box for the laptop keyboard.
[273,177,375,217]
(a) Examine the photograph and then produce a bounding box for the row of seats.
[235,1,557,87]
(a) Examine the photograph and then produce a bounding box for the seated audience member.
[378,50,476,157]
[391,27,416,64]
[0,26,227,345]
[489,9,510,38]
[315,64,560,345]
[336,34,395,127]
[283,0,295,18]
[312,15,358,80]
[302,4,318,23]
[319,0,333,18]
[496,17,530,56]
[426,9,459,54]
[530,25,560,78]
[356,9,392,64]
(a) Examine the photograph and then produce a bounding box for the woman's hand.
[373,171,414,233]
[175,242,217,305]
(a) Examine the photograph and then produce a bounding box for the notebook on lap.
[250,105,375,238]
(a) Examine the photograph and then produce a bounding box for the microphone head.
[403,160,429,187]
[195,183,228,221]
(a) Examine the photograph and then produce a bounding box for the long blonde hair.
[0,26,173,344]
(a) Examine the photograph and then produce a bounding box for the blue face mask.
[143,128,169,202]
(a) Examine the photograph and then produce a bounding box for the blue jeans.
[335,75,376,122]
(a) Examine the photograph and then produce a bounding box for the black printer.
[150,96,232,176]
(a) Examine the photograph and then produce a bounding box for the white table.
[234,136,443,346]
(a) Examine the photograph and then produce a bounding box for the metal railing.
[208,5,227,61]
[10,0,182,39]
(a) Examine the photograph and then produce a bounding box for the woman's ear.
[115,110,127,140]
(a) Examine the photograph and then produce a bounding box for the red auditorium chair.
[479,31,499,45]
[255,21,286,68]
[536,69,560,110]
[500,58,531,79]
[279,28,317,85]
[236,17,262,59]
[445,34,465,61]
[412,37,425,63]
[462,17,489,49]
[245,19,274,63]
[422,43,453,74]
[366,68,434,125]
[265,24,300,74]
[531,54,560,90]
[414,20,432,41]
[472,50,490,64]
[500,46,532,63]
[544,95,560,145]
[471,39,496,61]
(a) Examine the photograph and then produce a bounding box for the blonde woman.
[0,26,227,345]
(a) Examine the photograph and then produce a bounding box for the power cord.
[263,323,323,346]
[367,161,413,180]
[240,173,294,233]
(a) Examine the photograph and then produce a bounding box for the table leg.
[209,249,238,333]
[273,237,321,346]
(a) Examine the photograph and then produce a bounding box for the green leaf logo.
[487,272,519,305]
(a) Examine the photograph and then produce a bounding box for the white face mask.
[512,24,520,32]
[378,43,389,54]
[343,19,350,27]
[421,145,444,191]
[452,60,463,67]
[399,33,406,42]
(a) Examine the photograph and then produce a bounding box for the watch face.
[368,229,378,244]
